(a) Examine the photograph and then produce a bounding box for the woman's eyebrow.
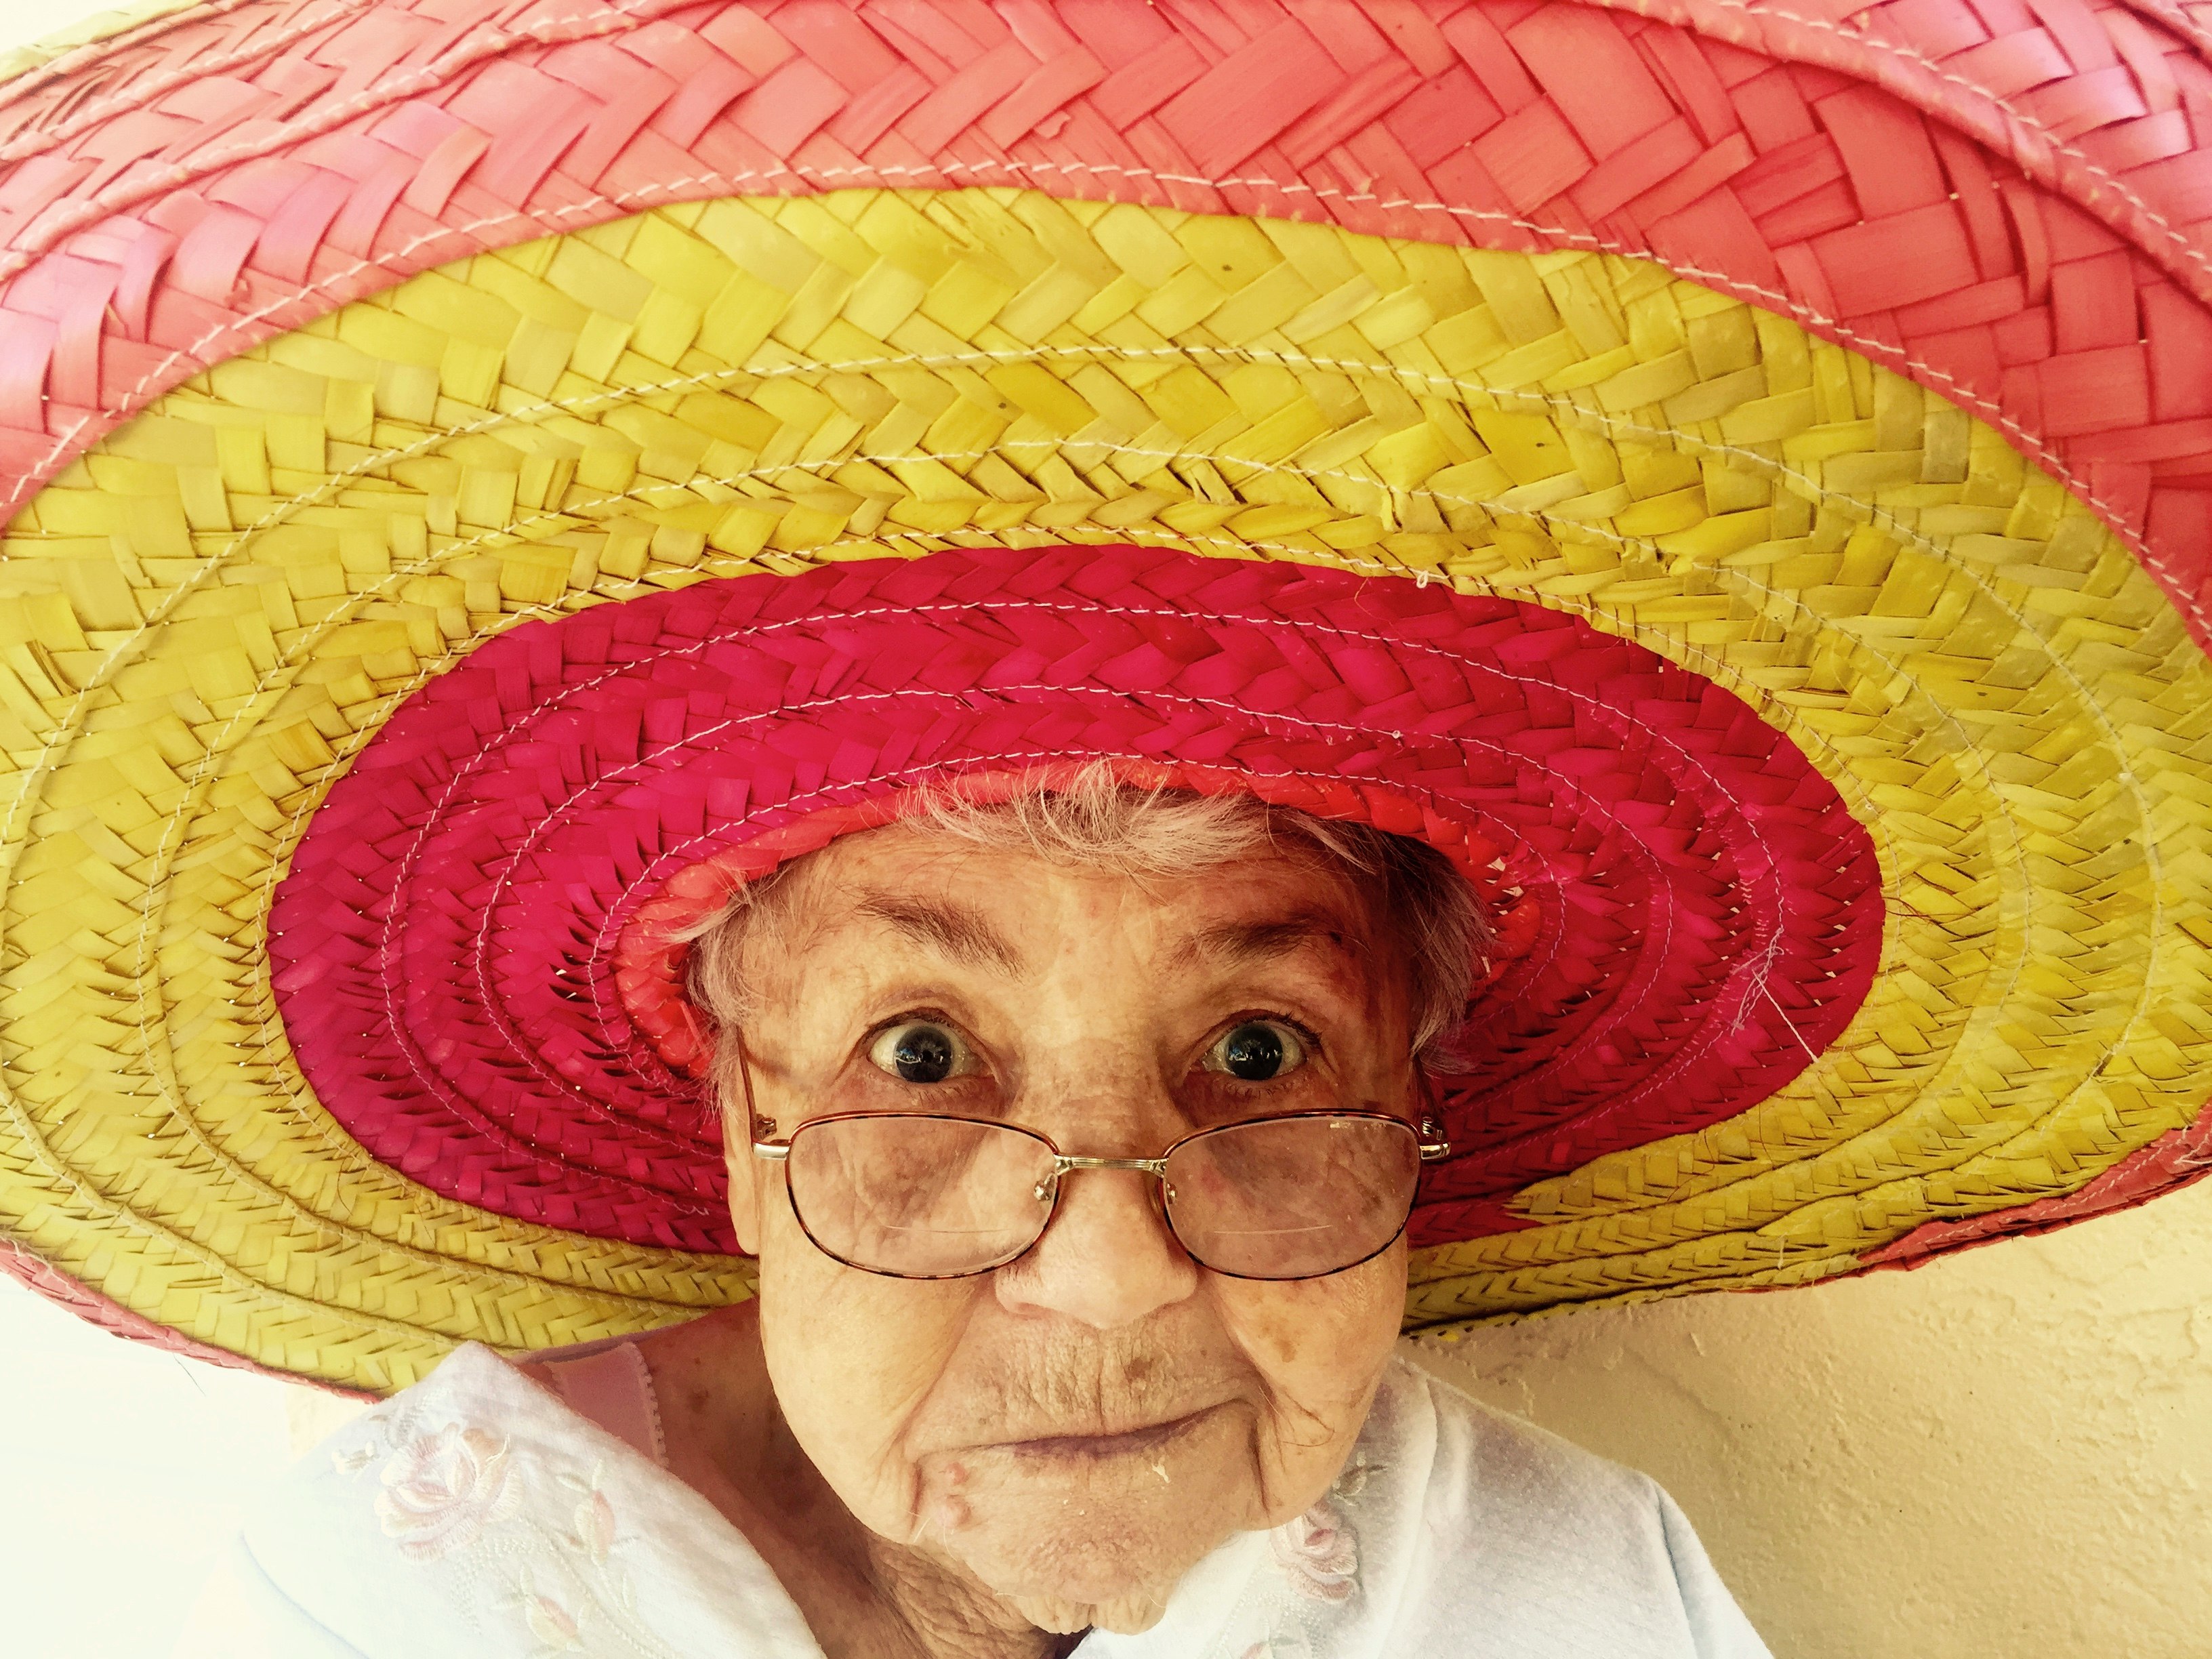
[1174,907,1357,969]
[851,892,1025,974]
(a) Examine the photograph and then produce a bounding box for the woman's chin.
[956,1514,1215,1621]
[927,1481,1231,1631]
[1006,1587,1171,1637]
[912,1430,1252,1615]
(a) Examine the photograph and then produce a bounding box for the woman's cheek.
[756,1221,977,1534]
[1208,1246,1404,1520]
[1213,1242,1405,1382]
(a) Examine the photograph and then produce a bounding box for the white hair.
[687,764,1488,1073]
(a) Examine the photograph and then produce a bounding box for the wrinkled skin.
[638,827,1420,1659]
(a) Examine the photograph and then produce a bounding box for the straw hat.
[3,0,2210,1396]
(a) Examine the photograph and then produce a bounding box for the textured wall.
[1412,1176,2212,1658]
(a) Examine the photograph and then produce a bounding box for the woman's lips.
[996,1406,1216,1462]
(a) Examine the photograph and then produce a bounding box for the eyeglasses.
[754,1111,1449,1280]
[744,1048,1450,1282]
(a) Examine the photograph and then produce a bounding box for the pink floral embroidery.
[375,1423,520,1559]
[573,1488,616,1563]
[525,1594,583,1651]
[1271,1498,1358,1603]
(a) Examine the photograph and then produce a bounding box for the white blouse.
[173,1341,1769,1658]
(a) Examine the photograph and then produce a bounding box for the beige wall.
[1410,1176,2212,1658]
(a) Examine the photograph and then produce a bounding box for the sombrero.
[3,0,2211,1397]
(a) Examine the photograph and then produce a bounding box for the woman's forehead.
[766,827,1381,979]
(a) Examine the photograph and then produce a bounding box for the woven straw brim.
[7,0,2212,611]
[9,0,2212,1393]
[4,188,2209,1391]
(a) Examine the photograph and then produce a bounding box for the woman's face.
[722,825,1420,1634]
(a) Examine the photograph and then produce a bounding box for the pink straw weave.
[6,1,2212,641]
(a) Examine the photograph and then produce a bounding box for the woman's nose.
[994,1161,1199,1329]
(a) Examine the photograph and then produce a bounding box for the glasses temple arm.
[735,1030,793,1160]
[1416,1071,1452,1162]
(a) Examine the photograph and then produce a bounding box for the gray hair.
[686,766,1488,1085]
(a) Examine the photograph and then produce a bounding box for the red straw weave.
[266,544,1883,1255]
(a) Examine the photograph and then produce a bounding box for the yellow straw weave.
[4,188,2209,1391]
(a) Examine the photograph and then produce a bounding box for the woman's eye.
[867,1021,966,1084]
[1205,1021,1307,1082]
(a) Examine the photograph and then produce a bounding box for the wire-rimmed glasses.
[748,1075,1451,1282]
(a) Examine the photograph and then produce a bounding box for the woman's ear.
[719,1074,766,1257]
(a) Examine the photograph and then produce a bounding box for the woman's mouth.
[998,1406,1217,1463]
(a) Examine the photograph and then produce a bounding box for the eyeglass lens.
[1164,1115,1419,1278]
[786,1115,1056,1277]
[781,1113,1420,1280]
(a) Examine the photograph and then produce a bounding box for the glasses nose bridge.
[1035,1150,1170,1202]
[1054,1152,1169,1176]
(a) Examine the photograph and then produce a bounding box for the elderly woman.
[24,7,2209,1659]
[176,773,1765,1658]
